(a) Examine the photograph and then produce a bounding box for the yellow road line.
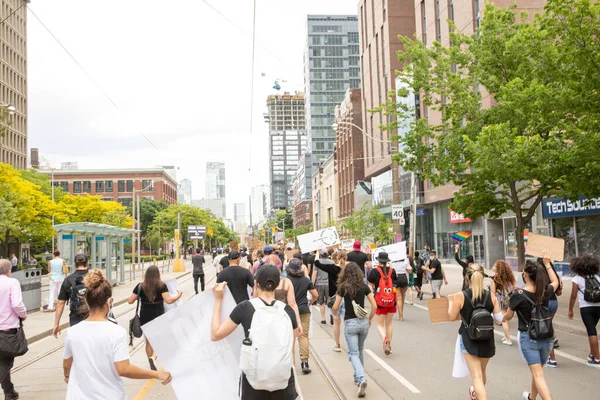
[133,379,157,400]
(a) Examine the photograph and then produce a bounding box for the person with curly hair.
[333,262,376,398]
[568,255,600,367]
[490,260,516,345]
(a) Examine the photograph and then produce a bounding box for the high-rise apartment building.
[178,178,192,205]
[0,0,27,169]
[305,15,360,163]
[205,161,225,198]
[359,0,415,182]
[192,198,226,219]
[266,93,306,210]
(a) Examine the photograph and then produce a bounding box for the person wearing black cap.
[368,252,398,355]
[211,264,298,399]
[216,250,255,304]
[53,254,90,336]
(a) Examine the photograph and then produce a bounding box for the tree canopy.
[382,0,600,268]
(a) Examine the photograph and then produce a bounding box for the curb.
[27,271,191,345]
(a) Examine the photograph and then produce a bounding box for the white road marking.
[407,299,595,367]
[365,349,421,394]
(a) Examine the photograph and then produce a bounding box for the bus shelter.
[53,223,138,285]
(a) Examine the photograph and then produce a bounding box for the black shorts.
[395,274,408,289]
[240,370,297,400]
[580,306,600,337]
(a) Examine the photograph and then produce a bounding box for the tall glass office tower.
[304,15,360,162]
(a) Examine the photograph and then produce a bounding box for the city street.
[10,262,599,399]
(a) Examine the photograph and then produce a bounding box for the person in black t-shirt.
[219,248,230,270]
[448,264,502,400]
[503,254,559,400]
[333,262,376,398]
[211,265,298,400]
[192,249,206,294]
[422,251,447,298]
[54,254,90,335]
[347,241,372,282]
[216,251,254,304]
[128,266,182,370]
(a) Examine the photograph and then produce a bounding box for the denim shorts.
[459,335,468,354]
[518,331,553,365]
[333,301,345,319]
[548,298,558,316]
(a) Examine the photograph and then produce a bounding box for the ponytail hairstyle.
[524,260,550,303]
[466,264,485,302]
[338,250,348,269]
[332,251,339,265]
[83,269,112,310]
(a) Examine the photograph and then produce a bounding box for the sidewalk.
[25,260,192,344]
[421,263,586,336]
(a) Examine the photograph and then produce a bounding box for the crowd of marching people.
[1,238,600,400]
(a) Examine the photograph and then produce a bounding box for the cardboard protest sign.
[372,241,407,267]
[341,239,355,251]
[143,288,243,400]
[525,233,565,262]
[297,227,341,253]
[427,297,451,324]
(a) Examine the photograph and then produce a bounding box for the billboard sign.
[187,225,207,240]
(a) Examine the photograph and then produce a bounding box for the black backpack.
[68,275,89,318]
[518,291,554,340]
[461,290,494,341]
[583,275,600,303]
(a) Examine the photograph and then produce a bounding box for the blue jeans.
[518,331,553,365]
[344,318,370,385]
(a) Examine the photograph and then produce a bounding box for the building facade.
[178,178,192,205]
[266,93,306,210]
[359,0,415,181]
[334,88,364,219]
[294,200,312,228]
[311,153,337,230]
[42,168,178,206]
[205,162,225,200]
[192,198,226,219]
[0,0,27,169]
[233,202,247,224]
[250,184,270,225]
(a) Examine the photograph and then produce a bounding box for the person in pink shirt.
[0,259,27,400]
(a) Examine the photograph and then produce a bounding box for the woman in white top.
[45,250,67,312]
[392,258,412,321]
[568,255,600,367]
[63,269,171,400]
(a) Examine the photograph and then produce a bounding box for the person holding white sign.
[211,265,299,400]
[64,270,172,400]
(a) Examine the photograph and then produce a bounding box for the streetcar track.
[11,272,198,375]
[308,344,346,400]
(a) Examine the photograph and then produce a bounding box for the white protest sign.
[143,288,243,400]
[163,278,181,312]
[372,241,407,267]
[297,226,341,253]
[341,239,355,251]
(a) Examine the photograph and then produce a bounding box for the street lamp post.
[51,168,55,254]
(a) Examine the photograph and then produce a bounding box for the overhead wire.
[0,0,27,25]
[27,5,168,161]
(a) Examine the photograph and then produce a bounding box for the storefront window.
[576,215,600,256]
[552,218,577,261]
[504,217,533,258]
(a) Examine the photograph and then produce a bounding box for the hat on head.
[228,250,240,260]
[353,241,361,251]
[286,258,304,277]
[255,264,281,291]
[264,245,274,252]
[320,248,329,256]
[376,251,391,263]
[217,248,223,254]
[74,253,89,265]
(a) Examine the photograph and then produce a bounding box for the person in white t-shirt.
[568,255,600,367]
[62,269,172,399]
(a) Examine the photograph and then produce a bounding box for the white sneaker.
[358,381,367,398]
[332,344,341,352]
[501,337,512,346]
[522,391,531,400]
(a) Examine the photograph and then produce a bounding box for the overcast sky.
[27,0,357,216]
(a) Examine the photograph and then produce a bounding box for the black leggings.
[581,306,600,336]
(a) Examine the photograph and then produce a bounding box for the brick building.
[42,168,178,206]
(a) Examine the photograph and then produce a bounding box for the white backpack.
[239,298,293,391]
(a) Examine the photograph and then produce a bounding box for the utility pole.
[409,172,417,256]
[131,192,136,279]
[51,168,55,254]
[391,142,402,243]
[137,193,141,273]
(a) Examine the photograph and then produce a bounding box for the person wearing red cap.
[347,241,372,281]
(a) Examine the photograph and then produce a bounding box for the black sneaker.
[553,339,559,349]
[588,356,600,368]
[330,315,334,325]
[4,391,19,400]
[149,358,157,371]
[301,360,311,374]
[321,320,326,325]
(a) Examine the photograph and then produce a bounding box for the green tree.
[382,0,600,268]
[341,203,372,243]
[127,198,168,237]
[370,206,394,245]
[20,169,65,201]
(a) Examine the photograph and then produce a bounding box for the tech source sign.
[542,197,600,219]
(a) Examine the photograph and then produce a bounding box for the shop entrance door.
[473,234,485,264]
